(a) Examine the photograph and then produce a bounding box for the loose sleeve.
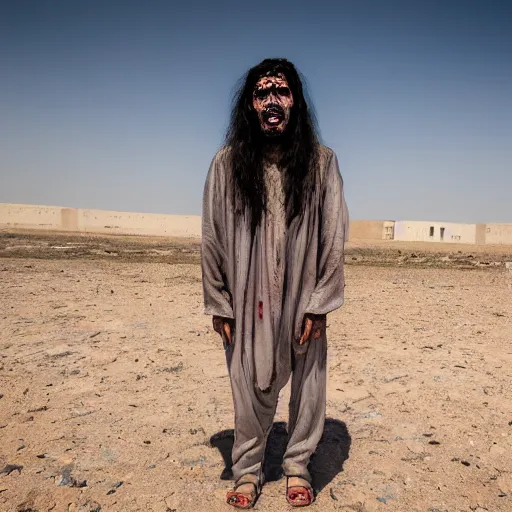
[201,153,234,319]
[305,152,349,315]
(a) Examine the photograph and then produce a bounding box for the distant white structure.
[394,221,477,244]
[484,223,512,245]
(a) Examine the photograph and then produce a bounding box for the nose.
[264,95,277,107]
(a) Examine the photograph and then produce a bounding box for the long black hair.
[225,58,320,230]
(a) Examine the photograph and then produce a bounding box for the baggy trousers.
[225,332,327,484]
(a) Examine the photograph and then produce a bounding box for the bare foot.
[286,476,314,507]
[226,478,259,509]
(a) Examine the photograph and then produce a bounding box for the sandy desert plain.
[0,230,511,512]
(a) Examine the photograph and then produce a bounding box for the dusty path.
[0,253,511,511]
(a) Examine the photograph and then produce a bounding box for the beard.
[258,104,290,137]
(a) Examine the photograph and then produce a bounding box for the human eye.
[254,89,268,99]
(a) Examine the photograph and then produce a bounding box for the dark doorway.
[440,227,445,241]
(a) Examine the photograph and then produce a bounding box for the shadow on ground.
[210,418,351,492]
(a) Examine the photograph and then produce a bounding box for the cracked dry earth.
[0,257,511,512]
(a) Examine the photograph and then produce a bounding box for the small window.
[429,226,434,237]
[440,227,445,241]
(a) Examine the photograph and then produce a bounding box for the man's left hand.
[299,314,326,345]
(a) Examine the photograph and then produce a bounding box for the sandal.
[226,474,262,509]
[286,476,314,507]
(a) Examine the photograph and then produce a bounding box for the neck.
[263,143,282,164]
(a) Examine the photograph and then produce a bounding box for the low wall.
[1,203,388,241]
[0,203,202,238]
[0,204,63,231]
[349,220,387,240]
[76,209,201,238]
[3,204,512,245]
[484,223,512,245]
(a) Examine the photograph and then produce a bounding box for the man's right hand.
[212,316,232,345]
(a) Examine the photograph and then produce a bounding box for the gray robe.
[201,145,349,481]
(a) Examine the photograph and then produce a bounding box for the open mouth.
[263,107,284,126]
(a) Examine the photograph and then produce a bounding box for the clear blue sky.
[1,0,511,222]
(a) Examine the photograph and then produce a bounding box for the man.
[201,58,348,508]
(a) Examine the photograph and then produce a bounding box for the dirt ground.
[1,232,511,512]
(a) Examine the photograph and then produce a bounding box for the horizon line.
[1,202,510,226]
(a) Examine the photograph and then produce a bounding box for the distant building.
[482,223,512,245]
[393,221,477,244]
[348,220,395,240]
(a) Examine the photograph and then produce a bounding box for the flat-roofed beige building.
[482,223,512,245]
[394,221,477,244]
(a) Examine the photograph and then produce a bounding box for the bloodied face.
[252,73,294,137]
